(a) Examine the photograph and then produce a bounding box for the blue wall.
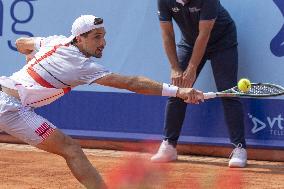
[0,0,284,148]
[36,92,284,149]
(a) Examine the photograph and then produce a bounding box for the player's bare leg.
[36,129,107,189]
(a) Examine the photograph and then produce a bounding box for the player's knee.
[61,139,84,160]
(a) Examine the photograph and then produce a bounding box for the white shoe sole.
[229,162,246,168]
[151,156,177,163]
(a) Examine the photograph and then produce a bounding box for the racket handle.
[204,92,217,99]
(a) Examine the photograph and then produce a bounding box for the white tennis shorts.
[0,91,56,146]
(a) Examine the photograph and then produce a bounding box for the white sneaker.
[229,144,247,168]
[151,140,177,163]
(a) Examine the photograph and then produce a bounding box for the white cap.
[65,15,104,43]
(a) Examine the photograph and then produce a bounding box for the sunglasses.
[94,17,103,25]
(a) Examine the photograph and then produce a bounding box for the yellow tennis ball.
[238,78,251,92]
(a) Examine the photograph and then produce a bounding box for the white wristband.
[162,83,178,97]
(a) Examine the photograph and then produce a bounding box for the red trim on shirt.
[27,43,71,94]
[27,67,55,88]
[63,87,71,93]
[27,67,71,94]
[30,44,63,67]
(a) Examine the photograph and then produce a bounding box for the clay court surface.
[0,143,283,189]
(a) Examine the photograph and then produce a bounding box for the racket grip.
[204,92,217,99]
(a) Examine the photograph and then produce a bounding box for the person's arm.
[160,22,183,87]
[157,0,183,87]
[182,20,215,87]
[15,37,35,55]
[15,37,40,63]
[94,73,204,104]
[182,0,219,88]
[189,20,215,68]
[15,35,60,63]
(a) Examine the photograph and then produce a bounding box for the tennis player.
[0,15,204,189]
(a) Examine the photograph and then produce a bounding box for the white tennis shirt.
[0,35,111,108]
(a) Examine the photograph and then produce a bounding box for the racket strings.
[237,85,284,95]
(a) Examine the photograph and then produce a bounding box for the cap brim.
[64,35,75,44]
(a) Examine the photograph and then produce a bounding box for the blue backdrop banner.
[0,0,283,148]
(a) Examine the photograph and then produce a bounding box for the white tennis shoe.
[151,140,177,163]
[229,144,247,168]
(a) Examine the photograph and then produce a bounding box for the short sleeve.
[78,60,112,85]
[157,0,172,22]
[33,35,66,51]
[33,37,44,51]
[200,0,219,21]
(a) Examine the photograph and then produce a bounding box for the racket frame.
[204,83,284,99]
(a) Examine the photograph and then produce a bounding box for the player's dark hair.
[71,31,92,45]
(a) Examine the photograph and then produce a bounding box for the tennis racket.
[204,83,284,99]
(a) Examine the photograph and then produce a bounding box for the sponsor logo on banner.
[271,0,284,57]
[0,0,35,51]
[248,113,284,136]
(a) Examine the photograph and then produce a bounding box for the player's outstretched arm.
[95,73,204,104]
[15,37,35,55]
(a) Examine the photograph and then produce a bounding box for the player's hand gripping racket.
[204,83,284,99]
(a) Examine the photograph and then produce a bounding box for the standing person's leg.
[151,43,206,163]
[210,46,247,168]
[151,45,191,163]
[163,48,207,146]
[0,92,106,189]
